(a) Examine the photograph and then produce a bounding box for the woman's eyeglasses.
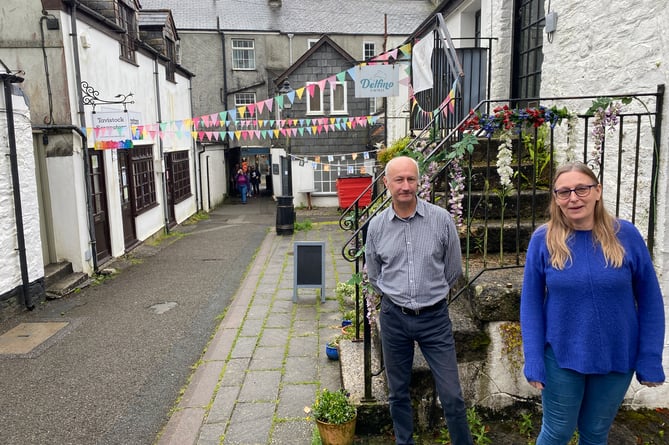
[554,184,598,200]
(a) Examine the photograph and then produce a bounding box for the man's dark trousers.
[379,297,473,445]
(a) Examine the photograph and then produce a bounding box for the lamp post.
[275,79,295,235]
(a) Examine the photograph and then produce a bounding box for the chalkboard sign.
[293,241,325,303]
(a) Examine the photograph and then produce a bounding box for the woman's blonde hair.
[545,162,624,269]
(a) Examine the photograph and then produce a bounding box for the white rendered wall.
[0,87,45,290]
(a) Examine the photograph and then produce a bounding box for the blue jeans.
[379,297,473,445]
[537,346,633,445]
[238,184,248,203]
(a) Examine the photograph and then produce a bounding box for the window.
[369,97,379,115]
[118,1,137,63]
[330,82,347,114]
[166,37,176,82]
[168,151,191,203]
[513,0,545,101]
[235,92,256,120]
[232,39,255,70]
[307,82,323,114]
[363,42,376,61]
[314,156,369,193]
[307,39,319,49]
[130,146,156,213]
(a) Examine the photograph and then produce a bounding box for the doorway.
[116,150,138,249]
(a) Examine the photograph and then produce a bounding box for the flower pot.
[341,319,352,327]
[325,343,339,360]
[316,415,357,445]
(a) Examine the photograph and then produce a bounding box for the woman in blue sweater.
[521,161,665,445]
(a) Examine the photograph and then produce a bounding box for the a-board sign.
[293,241,325,303]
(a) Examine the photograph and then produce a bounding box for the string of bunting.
[87,39,457,148]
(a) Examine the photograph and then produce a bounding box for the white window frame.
[232,39,256,70]
[330,81,347,115]
[307,39,319,49]
[363,41,376,61]
[235,92,256,120]
[306,82,324,114]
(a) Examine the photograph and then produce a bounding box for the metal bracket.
[81,80,134,112]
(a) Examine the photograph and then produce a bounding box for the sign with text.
[92,111,133,149]
[355,64,400,98]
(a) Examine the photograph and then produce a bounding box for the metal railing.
[338,86,664,401]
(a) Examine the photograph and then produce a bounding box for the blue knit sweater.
[521,220,666,385]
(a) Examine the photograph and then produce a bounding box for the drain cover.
[0,322,70,355]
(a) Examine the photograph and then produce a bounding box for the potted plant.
[325,338,340,361]
[308,388,357,445]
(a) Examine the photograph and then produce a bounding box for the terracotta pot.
[316,415,357,445]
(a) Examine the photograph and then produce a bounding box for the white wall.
[0,87,45,291]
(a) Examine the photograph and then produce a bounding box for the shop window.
[130,146,156,213]
[168,151,192,203]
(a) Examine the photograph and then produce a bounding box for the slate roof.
[139,0,437,35]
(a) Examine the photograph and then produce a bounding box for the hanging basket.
[316,415,357,445]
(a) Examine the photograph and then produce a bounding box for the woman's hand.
[640,381,664,388]
[529,381,544,390]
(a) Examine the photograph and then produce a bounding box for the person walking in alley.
[521,161,665,445]
[365,156,473,445]
[236,166,249,204]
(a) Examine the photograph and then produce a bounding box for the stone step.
[44,262,74,288]
[45,271,90,299]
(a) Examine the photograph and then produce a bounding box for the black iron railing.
[339,86,664,401]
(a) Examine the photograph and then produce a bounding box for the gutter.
[1,70,33,309]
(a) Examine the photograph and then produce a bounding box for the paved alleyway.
[0,196,355,445]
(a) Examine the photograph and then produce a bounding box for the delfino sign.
[354,65,400,98]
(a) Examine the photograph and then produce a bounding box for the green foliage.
[294,219,313,232]
[449,133,478,160]
[377,136,411,165]
[518,412,534,444]
[439,407,491,445]
[310,388,357,425]
[586,96,632,115]
[183,211,210,225]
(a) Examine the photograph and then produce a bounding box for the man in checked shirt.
[365,156,473,445]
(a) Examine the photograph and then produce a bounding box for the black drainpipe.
[68,0,98,273]
[153,58,170,232]
[1,70,33,309]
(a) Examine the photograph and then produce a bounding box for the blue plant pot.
[325,343,339,360]
[341,319,352,327]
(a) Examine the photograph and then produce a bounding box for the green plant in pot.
[309,388,357,445]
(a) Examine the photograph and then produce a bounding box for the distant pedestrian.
[236,168,249,204]
[250,166,261,196]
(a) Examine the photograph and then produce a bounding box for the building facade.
[0,0,197,314]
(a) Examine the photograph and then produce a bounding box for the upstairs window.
[165,37,176,82]
[232,39,255,70]
[307,82,323,114]
[330,82,347,114]
[235,92,256,120]
[363,42,376,61]
[118,2,137,63]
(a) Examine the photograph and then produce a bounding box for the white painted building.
[0,0,197,313]
[0,80,45,316]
